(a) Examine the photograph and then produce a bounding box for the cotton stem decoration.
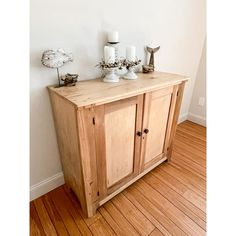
[41,48,73,87]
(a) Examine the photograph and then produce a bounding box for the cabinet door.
[94,95,143,199]
[140,86,174,171]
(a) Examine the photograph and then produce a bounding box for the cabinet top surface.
[48,71,189,108]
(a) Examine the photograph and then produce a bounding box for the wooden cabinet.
[48,72,188,217]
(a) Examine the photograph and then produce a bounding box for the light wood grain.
[30,202,46,236]
[48,71,189,108]
[31,121,206,236]
[144,173,206,230]
[42,194,69,236]
[149,228,164,236]
[48,91,90,216]
[98,155,166,206]
[166,82,185,161]
[48,72,188,217]
[33,198,57,236]
[144,90,172,164]
[111,193,155,236]
[99,202,139,236]
[89,218,116,236]
[105,103,136,187]
[124,186,186,236]
[135,179,205,236]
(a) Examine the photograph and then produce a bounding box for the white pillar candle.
[104,46,115,63]
[108,31,119,42]
[126,46,136,62]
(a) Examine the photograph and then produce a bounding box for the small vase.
[103,68,120,83]
[123,67,137,80]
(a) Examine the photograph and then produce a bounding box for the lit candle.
[104,46,115,63]
[108,31,119,43]
[126,46,136,62]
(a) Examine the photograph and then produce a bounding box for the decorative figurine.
[61,73,78,86]
[41,48,73,87]
[142,46,160,73]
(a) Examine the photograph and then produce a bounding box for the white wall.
[188,39,206,126]
[30,0,206,199]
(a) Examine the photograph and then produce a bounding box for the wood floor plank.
[30,218,43,236]
[149,228,164,236]
[158,163,206,197]
[173,145,206,167]
[58,187,93,235]
[63,185,102,227]
[176,126,206,142]
[171,152,206,178]
[173,139,205,159]
[152,167,206,215]
[42,194,69,236]
[33,198,57,236]
[99,201,140,236]
[30,202,46,236]
[175,131,206,150]
[89,218,117,236]
[135,179,206,236]
[49,188,83,236]
[182,121,206,133]
[175,127,206,148]
[124,186,186,236]
[167,162,206,192]
[175,130,206,148]
[178,121,206,136]
[51,186,92,235]
[144,173,206,229]
[171,158,206,181]
[111,193,155,236]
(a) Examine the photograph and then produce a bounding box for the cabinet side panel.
[77,108,99,216]
[167,82,186,160]
[48,91,87,213]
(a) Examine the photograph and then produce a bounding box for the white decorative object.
[41,48,73,87]
[41,48,73,68]
[106,42,119,61]
[104,46,115,63]
[103,68,119,83]
[123,67,138,80]
[108,31,119,42]
[126,46,136,62]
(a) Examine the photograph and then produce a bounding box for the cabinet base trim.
[98,156,167,206]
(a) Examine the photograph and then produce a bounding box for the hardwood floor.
[30,120,206,236]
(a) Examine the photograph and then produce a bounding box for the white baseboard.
[30,172,65,201]
[188,112,206,127]
[178,113,188,124]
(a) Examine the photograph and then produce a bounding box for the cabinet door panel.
[95,95,143,198]
[141,87,173,170]
[105,104,136,187]
[145,94,171,163]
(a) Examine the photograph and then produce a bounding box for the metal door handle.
[144,128,149,134]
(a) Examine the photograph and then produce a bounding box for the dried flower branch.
[120,58,141,70]
[96,58,141,71]
[96,60,123,70]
